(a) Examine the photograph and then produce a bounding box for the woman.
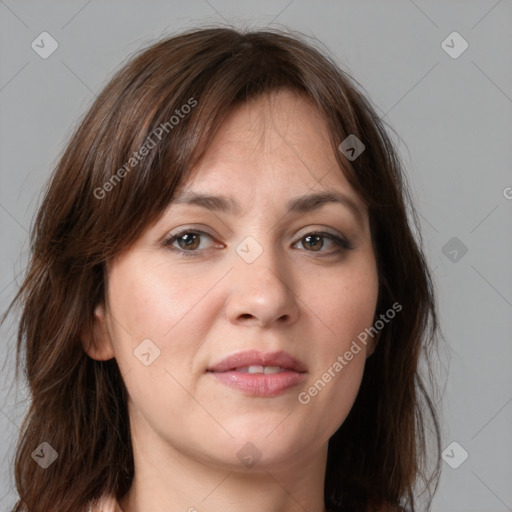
[2,26,442,512]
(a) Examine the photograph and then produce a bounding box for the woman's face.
[86,89,379,472]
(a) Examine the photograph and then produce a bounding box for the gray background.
[1,1,511,511]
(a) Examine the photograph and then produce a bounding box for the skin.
[83,89,380,512]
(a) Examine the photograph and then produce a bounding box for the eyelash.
[162,229,352,258]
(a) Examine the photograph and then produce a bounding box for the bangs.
[75,29,364,264]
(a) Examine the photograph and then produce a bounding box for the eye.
[294,231,352,255]
[162,228,352,258]
[163,230,220,257]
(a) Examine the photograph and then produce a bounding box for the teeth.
[240,365,286,374]
[263,366,285,374]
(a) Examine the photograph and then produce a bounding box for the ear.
[365,331,381,359]
[81,302,115,361]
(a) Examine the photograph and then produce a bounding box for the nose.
[225,240,300,328]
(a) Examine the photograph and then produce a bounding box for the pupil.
[305,234,322,251]
[181,233,198,249]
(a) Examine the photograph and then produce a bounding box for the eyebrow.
[172,190,365,227]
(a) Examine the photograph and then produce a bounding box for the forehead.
[181,90,362,207]
[199,90,332,165]
[162,91,369,233]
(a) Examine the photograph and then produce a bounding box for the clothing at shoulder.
[327,503,407,512]
[88,498,403,512]
[87,494,124,512]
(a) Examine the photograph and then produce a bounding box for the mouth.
[223,365,292,374]
[206,350,307,397]
[206,349,307,373]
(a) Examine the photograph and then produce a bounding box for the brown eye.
[296,231,352,255]
[302,234,324,251]
[163,230,217,256]
[176,233,201,250]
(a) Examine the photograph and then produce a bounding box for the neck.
[118,409,328,512]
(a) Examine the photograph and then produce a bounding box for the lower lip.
[208,370,307,397]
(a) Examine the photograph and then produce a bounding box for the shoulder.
[326,506,403,512]
[326,501,407,512]
[87,494,124,512]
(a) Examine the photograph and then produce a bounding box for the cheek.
[298,335,368,441]
[104,258,209,437]
[102,261,176,399]
[105,255,219,393]
[309,256,379,349]
[107,255,217,346]
[296,258,378,433]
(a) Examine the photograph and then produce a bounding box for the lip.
[207,349,307,373]
[206,350,307,397]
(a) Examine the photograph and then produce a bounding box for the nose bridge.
[226,229,299,326]
[235,230,288,294]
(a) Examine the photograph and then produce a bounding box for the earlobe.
[80,303,115,361]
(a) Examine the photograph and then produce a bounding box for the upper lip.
[207,350,307,373]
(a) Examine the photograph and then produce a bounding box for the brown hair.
[2,26,443,512]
